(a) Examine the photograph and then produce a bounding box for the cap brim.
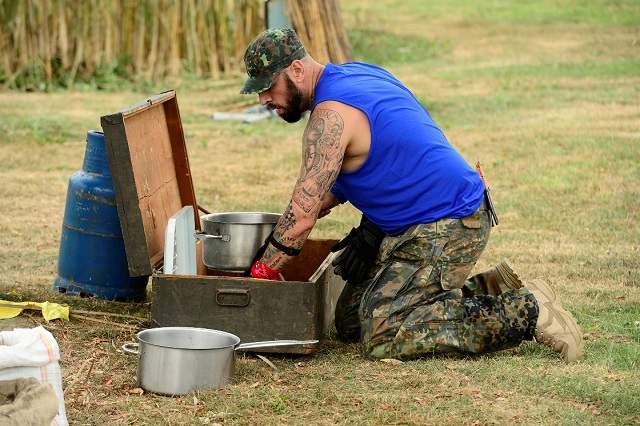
[240,74,275,95]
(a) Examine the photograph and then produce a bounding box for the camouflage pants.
[334,204,538,359]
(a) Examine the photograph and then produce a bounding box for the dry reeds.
[0,0,352,90]
[286,0,352,65]
[0,0,264,89]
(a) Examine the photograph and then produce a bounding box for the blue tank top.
[313,62,484,236]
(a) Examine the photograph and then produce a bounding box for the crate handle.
[216,288,251,307]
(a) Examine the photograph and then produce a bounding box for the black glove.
[331,215,385,284]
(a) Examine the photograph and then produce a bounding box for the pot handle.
[235,339,319,351]
[194,231,231,242]
[122,342,139,355]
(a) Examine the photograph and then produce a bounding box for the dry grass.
[0,0,639,424]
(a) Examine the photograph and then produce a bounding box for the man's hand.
[331,215,385,284]
[250,260,283,280]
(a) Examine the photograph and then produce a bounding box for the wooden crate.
[100,91,344,353]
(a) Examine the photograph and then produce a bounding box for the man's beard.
[277,74,309,123]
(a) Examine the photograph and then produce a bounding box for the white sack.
[0,326,68,426]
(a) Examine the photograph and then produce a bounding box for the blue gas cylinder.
[53,130,148,301]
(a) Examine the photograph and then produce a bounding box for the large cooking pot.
[122,327,317,395]
[195,212,280,272]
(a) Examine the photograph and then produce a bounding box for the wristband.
[250,260,283,280]
[269,235,302,256]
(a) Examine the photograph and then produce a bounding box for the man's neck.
[305,60,326,107]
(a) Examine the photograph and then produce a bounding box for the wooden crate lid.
[101,90,200,277]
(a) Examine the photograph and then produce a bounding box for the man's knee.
[363,338,397,359]
[360,306,461,359]
[360,315,402,359]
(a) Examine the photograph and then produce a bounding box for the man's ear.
[289,59,305,83]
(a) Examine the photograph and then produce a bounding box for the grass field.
[1,0,639,424]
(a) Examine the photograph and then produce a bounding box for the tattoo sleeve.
[261,108,346,269]
[294,109,345,213]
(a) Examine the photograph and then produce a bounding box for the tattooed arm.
[259,105,348,272]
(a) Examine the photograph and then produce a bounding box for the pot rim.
[201,211,280,225]
[136,326,241,350]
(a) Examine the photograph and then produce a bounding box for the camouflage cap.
[240,28,306,94]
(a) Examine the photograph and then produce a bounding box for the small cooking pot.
[195,212,280,272]
[122,327,317,395]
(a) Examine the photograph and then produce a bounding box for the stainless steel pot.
[195,212,280,272]
[122,327,317,395]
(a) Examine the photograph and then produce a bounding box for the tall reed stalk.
[285,0,352,65]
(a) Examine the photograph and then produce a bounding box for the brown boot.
[467,260,523,295]
[528,279,584,362]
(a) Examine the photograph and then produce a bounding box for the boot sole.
[495,260,523,291]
